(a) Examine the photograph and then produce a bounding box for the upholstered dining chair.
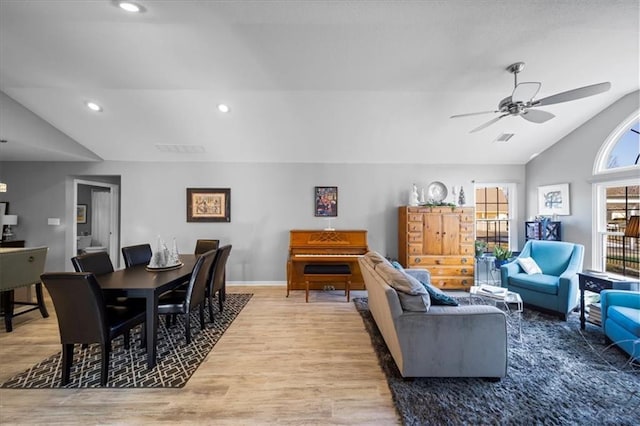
[71,251,114,275]
[40,272,146,386]
[71,251,142,318]
[156,249,217,344]
[206,244,232,322]
[194,239,219,255]
[122,243,153,268]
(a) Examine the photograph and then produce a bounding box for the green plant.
[493,245,513,261]
[474,240,487,257]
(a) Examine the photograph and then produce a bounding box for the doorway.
[71,179,120,268]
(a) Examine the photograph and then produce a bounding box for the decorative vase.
[458,186,466,206]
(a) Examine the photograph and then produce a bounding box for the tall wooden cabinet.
[398,206,475,290]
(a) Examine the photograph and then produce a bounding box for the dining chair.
[122,243,153,268]
[71,251,143,324]
[194,239,220,255]
[157,249,217,344]
[40,272,146,386]
[206,244,232,322]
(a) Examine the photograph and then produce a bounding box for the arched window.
[592,111,639,278]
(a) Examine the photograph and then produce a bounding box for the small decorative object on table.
[147,236,182,270]
[458,186,466,206]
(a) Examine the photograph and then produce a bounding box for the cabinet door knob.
[415,258,421,263]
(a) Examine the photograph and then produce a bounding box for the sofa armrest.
[405,268,431,284]
[500,261,521,287]
[601,290,640,325]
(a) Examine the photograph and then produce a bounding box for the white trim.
[227,281,286,286]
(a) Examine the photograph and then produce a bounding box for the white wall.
[525,90,640,269]
[1,161,524,282]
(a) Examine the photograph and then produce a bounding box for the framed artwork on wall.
[187,188,231,222]
[538,183,570,216]
[315,186,338,217]
[76,204,87,224]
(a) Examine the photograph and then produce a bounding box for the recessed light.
[529,152,540,160]
[217,104,230,113]
[117,2,144,13]
[86,101,103,112]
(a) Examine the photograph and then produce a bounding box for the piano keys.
[286,229,368,295]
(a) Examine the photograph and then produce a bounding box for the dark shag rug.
[1,293,252,389]
[354,297,640,426]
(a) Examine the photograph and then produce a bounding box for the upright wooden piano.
[287,229,368,294]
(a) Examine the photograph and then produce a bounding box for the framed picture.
[187,188,231,222]
[315,186,338,217]
[538,183,570,216]
[76,204,87,224]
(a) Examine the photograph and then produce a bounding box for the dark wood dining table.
[94,254,197,369]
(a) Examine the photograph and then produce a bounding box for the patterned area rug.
[354,297,640,426]
[1,293,252,389]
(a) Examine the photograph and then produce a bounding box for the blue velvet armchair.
[600,290,640,361]
[500,240,584,320]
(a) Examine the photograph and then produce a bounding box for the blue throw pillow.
[420,280,459,306]
[391,260,404,270]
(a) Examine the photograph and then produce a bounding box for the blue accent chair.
[500,240,584,320]
[600,290,640,361]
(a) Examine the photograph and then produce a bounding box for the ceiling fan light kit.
[451,61,611,133]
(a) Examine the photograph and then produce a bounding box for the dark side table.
[578,270,639,330]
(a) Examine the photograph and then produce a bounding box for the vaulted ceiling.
[0,0,638,164]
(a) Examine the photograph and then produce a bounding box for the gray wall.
[0,161,524,282]
[525,90,640,269]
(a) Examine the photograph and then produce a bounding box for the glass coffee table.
[469,284,523,340]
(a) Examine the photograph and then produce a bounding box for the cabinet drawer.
[408,213,423,222]
[460,224,474,233]
[408,244,423,255]
[409,255,473,266]
[408,233,422,243]
[430,276,474,290]
[460,244,474,255]
[407,222,422,232]
[460,234,474,244]
[426,265,474,277]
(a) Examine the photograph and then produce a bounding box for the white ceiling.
[0,0,638,164]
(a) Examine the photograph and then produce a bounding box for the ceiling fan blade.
[512,82,541,103]
[450,110,498,119]
[534,82,611,107]
[469,114,508,133]
[521,109,555,123]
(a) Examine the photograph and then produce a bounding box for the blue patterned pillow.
[420,281,459,306]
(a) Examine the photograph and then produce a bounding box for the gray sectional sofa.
[359,251,508,378]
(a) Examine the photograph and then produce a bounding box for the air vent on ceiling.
[494,133,515,143]
[155,144,206,153]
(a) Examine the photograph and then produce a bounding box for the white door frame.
[71,179,120,268]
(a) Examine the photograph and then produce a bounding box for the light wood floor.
[0,286,399,425]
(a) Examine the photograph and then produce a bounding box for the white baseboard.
[226,281,286,286]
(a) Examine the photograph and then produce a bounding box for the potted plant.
[493,245,513,269]
[474,240,487,258]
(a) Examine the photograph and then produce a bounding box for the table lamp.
[2,215,18,240]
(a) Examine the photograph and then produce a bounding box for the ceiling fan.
[450,62,611,133]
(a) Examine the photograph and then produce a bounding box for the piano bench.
[303,264,352,303]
